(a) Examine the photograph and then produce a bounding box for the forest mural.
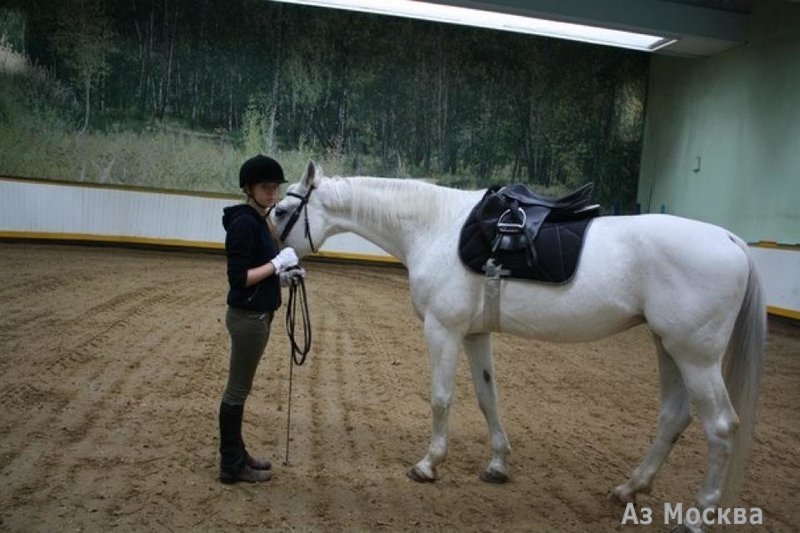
[0,0,648,209]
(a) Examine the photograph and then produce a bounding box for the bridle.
[275,185,317,253]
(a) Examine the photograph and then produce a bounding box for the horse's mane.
[326,176,476,233]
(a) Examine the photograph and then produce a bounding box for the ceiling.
[426,0,756,57]
[666,0,752,13]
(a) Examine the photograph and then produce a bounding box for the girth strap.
[482,259,509,332]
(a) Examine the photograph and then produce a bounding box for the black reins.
[277,185,315,466]
[285,272,311,366]
[282,269,311,467]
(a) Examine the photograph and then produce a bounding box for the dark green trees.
[4,0,647,207]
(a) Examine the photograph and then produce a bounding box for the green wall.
[638,0,800,244]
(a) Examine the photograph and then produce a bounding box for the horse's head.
[270,159,329,257]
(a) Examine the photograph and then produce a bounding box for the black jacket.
[222,204,281,312]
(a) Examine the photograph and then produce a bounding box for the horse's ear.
[302,159,322,188]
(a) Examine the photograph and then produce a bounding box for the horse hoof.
[407,466,435,483]
[480,469,509,484]
[608,488,635,506]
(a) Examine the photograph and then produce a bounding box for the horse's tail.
[723,236,767,502]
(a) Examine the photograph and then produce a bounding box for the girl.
[218,155,303,484]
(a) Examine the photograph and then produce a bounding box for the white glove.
[270,247,298,273]
[279,267,306,287]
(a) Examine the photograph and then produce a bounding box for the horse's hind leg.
[675,359,738,511]
[611,336,691,504]
[463,333,511,483]
[408,314,463,483]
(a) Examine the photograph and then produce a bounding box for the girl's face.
[248,181,281,207]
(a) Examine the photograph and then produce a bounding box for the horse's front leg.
[408,314,463,483]
[464,333,511,483]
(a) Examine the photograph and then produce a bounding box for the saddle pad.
[459,210,594,283]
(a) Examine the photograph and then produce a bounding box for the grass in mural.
[0,66,503,196]
[0,44,340,194]
[0,55,290,193]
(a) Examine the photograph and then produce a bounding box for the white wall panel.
[1,179,234,243]
[749,246,800,317]
[0,178,393,259]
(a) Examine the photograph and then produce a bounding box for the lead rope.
[283,274,312,466]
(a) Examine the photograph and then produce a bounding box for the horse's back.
[582,214,749,341]
[478,214,750,341]
[596,214,749,290]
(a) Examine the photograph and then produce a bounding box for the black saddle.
[459,183,600,283]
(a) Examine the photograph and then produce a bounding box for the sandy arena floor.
[0,243,798,532]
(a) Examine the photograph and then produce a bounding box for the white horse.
[271,161,765,522]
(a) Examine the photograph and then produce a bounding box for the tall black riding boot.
[218,402,270,484]
[222,402,272,471]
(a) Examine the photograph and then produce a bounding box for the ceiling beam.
[424,0,750,56]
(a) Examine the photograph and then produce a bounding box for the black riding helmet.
[239,155,286,188]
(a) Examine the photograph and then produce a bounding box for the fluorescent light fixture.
[270,0,676,51]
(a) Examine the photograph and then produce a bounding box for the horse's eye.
[274,207,287,217]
